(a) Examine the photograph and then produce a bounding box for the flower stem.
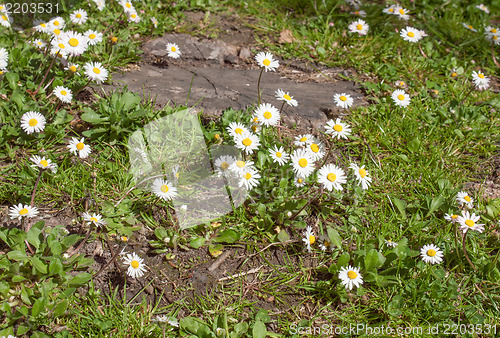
[458,86,474,107]
[257,67,264,105]
[491,40,500,68]
[277,101,286,142]
[462,230,477,271]
[34,54,57,95]
[289,187,323,221]
[30,170,43,207]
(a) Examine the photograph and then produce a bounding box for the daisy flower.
[334,93,354,109]
[21,111,46,134]
[457,210,485,234]
[166,43,181,58]
[275,89,298,107]
[151,178,178,201]
[463,23,477,32]
[400,26,422,43]
[64,63,79,74]
[70,9,88,25]
[382,4,397,14]
[85,30,103,46]
[456,191,473,208]
[127,10,141,23]
[53,86,73,103]
[450,68,458,78]
[67,137,92,158]
[269,145,290,166]
[338,265,363,290]
[471,70,490,90]
[290,148,315,178]
[48,17,65,30]
[485,26,499,36]
[93,0,105,11]
[120,0,135,12]
[385,240,398,248]
[51,39,69,58]
[318,237,333,251]
[33,39,46,49]
[444,213,459,223]
[394,7,410,20]
[84,61,108,84]
[0,47,8,66]
[293,175,306,187]
[226,122,248,138]
[255,52,279,72]
[122,252,147,278]
[234,130,260,155]
[254,103,280,126]
[420,244,444,264]
[0,12,11,28]
[475,3,489,13]
[306,139,325,162]
[33,20,50,33]
[30,155,57,173]
[302,226,316,252]
[318,164,347,191]
[391,89,411,107]
[214,155,236,177]
[9,204,39,220]
[239,167,261,190]
[350,10,366,17]
[348,19,369,35]
[83,212,106,227]
[151,17,158,28]
[294,134,314,147]
[62,31,88,56]
[250,122,262,134]
[395,80,407,88]
[486,33,500,45]
[325,118,351,139]
[229,160,255,176]
[349,163,372,190]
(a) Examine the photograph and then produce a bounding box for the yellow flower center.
[451,214,458,219]
[121,236,128,242]
[40,159,48,167]
[131,260,139,268]
[220,162,229,170]
[333,124,343,132]
[491,28,497,33]
[340,95,347,101]
[397,94,405,101]
[131,14,136,18]
[244,172,252,180]
[276,152,282,158]
[236,161,245,168]
[54,20,60,26]
[76,142,85,150]
[263,59,270,66]
[427,249,436,257]
[41,23,46,27]
[297,178,303,183]
[111,37,118,43]
[468,25,473,30]
[61,90,67,96]
[76,13,82,18]
[89,33,96,39]
[263,111,272,119]
[284,94,291,101]
[478,74,484,79]
[464,196,471,202]
[451,72,457,77]
[407,32,415,37]
[69,38,79,47]
[310,144,319,153]
[93,67,101,74]
[347,271,357,279]
[29,119,38,126]
[70,65,77,72]
[399,9,405,15]
[298,158,308,168]
[465,219,475,227]
[389,8,394,12]
[171,46,176,52]
[327,173,336,182]
[309,235,315,245]
[356,24,363,30]
[235,128,243,135]
[160,185,169,193]
[300,137,307,142]
[126,3,131,8]
[90,217,98,223]
[54,29,61,35]
[242,138,252,147]
[359,168,367,178]
[19,208,29,215]
[58,43,65,49]
[494,36,498,40]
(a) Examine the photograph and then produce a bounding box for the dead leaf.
[279,29,297,44]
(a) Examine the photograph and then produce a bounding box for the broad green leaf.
[53,299,68,316]
[7,250,27,261]
[31,256,47,274]
[49,258,63,276]
[5,72,19,90]
[387,295,403,317]
[392,197,407,218]
[252,321,267,338]
[69,272,92,286]
[190,237,206,249]
[326,228,342,249]
[336,253,350,271]
[407,138,421,153]
[213,230,240,244]
[426,195,444,217]
[80,111,107,124]
[255,309,270,323]
[27,227,42,250]
[364,249,386,272]
[31,297,46,317]
[277,229,290,242]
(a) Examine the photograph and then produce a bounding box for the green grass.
[0,0,499,336]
